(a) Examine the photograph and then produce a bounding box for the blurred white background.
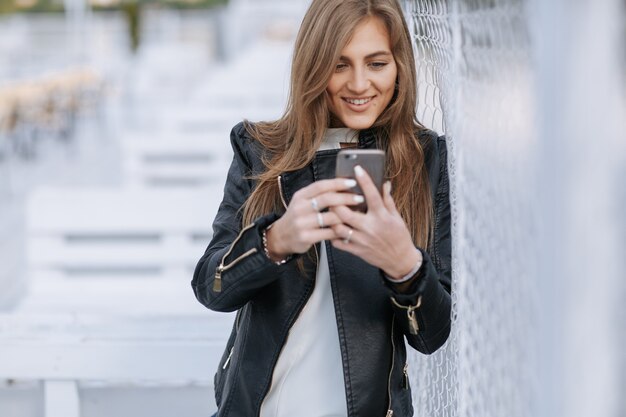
[0,0,624,417]
[0,0,307,416]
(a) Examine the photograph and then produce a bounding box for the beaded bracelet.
[262,224,292,265]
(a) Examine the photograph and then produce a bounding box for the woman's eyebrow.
[339,51,393,61]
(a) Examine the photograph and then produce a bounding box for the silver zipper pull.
[386,409,394,417]
[407,309,419,335]
[222,347,234,370]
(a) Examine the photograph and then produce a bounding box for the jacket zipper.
[402,363,409,389]
[222,309,245,370]
[256,272,316,417]
[214,222,258,292]
[277,175,288,210]
[222,346,234,369]
[390,296,423,335]
[277,175,319,264]
[386,315,396,417]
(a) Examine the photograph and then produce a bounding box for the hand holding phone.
[335,149,385,212]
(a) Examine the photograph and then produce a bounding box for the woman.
[192,0,452,416]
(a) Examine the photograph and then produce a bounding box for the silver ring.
[343,228,353,244]
[317,212,325,228]
[311,198,319,211]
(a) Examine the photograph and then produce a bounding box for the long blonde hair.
[243,0,433,252]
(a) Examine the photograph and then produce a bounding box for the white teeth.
[345,97,371,105]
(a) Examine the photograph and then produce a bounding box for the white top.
[259,128,357,417]
[317,128,358,151]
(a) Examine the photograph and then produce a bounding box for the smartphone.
[335,149,385,212]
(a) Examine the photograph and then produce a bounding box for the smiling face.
[326,16,398,129]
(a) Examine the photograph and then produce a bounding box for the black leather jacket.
[192,122,452,417]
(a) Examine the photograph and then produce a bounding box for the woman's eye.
[335,63,348,71]
[370,62,388,69]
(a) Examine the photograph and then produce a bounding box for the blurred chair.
[0,69,105,161]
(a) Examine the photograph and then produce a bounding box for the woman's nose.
[347,68,370,93]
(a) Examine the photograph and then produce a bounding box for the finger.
[306,228,342,243]
[331,205,366,229]
[382,181,399,215]
[307,211,343,229]
[330,235,364,255]
[295,178,358,200]
[354,165,385,213]
[331,223,360,244]
[315,192,365,211]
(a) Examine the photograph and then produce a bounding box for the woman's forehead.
[340,17,393,57]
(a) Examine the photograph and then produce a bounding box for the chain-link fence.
[405,1,625,416]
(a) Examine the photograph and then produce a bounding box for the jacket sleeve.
[383,136,452,354]
[191,123,288,312]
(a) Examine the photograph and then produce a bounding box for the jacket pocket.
[214,308,244,405]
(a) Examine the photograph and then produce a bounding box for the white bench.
[120,131,232,189]
[3,185,235,417]
[21,186,223,314]
[0,312,233,417]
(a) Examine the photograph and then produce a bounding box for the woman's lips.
[342,96,374,112]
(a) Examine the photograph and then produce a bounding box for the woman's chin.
[333,115,377,130]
